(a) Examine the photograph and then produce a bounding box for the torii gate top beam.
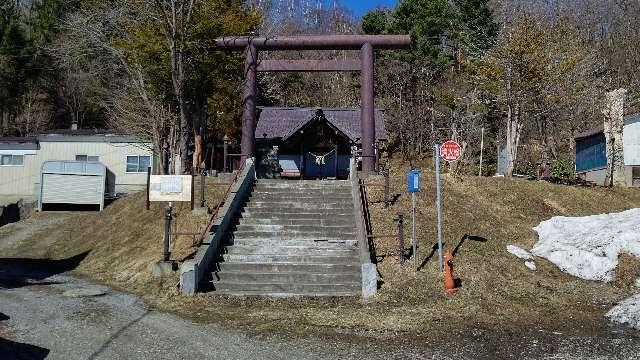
[213,35,412,51]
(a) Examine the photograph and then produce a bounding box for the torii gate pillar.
[360,42,375,172]
[216,35,412,172]
[241,43,258,162]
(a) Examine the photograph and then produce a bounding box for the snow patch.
[531,208,640,282]
[606,294,640,330]
[524,261,537,271]
[506,245,533,260]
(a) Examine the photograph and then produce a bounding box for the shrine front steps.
[210,179,362,297]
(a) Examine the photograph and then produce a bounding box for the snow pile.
[531,208,640,282]
[506,245,533,260]
[606,294,640,330]
[524,261,537,271]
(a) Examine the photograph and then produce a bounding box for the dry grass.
[614,254,640,289]
[7,177,227,296]
[5,160,640,340]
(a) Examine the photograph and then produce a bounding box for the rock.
[149,260,175,278]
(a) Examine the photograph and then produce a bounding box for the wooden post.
[396,213,404,265]
[479,127,484,177]
[384,168,390,209]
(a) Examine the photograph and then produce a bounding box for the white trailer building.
[0,130,153,202]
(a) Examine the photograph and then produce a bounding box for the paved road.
[2,274,640,360]
[1,275,437,360]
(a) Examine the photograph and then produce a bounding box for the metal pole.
[164,203,173,261]
[223,136,229,172]
[384,168,389,208]
[334,143,338,178]
[435,144,444,270]
[412,192,417,270]
[145,166,151,210]
[200,170,205,208]
[397,213,404,265]
[360,42,376,172]
[190,175,195,211]
[479,127,485,177]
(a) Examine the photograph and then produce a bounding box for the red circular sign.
[440,141,462,162]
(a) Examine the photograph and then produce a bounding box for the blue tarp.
[576,133,606,172]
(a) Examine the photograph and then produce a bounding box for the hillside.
[2,160,640,340]
[0,178,226,296]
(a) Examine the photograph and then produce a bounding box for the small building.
[0,129,153,201]
[39,161,107,211]
[254,107,387,179]
[575,113,640,186]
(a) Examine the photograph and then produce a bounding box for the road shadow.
[0,312,50,360]
[0,250,90,289]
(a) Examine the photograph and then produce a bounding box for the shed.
[39,160,106,211]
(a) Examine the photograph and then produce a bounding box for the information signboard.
[149,175,192,202]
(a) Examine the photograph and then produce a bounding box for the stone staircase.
[211,179,362,296]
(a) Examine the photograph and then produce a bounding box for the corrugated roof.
[41,160,106,176]
[255,107,387,142]
[575,125,604,140]
[0,137,39,150]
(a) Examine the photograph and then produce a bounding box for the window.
[0,154,24,166]
[76,155,99,162]
[633,167,640,187]
[126,155,151,173]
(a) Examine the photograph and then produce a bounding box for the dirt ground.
[2,164,640,347]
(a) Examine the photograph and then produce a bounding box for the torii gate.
[212,35,412,172]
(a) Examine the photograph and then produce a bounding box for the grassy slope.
[5,161,640,339]
[5,178,226,295]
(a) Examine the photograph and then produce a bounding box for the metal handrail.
[195,161,247,247]
[358,179,375,263]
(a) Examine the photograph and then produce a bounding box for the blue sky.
[342,0,398,16]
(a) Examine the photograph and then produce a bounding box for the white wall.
[0,140,152,197]
[624,115,640,166]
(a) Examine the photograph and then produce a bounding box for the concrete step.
[225,245,357,256]
[241,210,354,218]
[252,192,352,198]
[235,224,356,233]
[229,238,358,248]
[251,191,351,197]
[251,188,352,194]
[245,201,353,208]
[218,262,360,273]
[233,230,357,240]
[255,180,350,188]
[211,289,359,297]
[222,254,359,264]
[212,271,361,284]
[239,217,354,226]
[212,282,360,295]
[247,200,353,207]
[249,196,352,203]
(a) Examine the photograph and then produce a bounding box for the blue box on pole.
[407,169,421,193]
